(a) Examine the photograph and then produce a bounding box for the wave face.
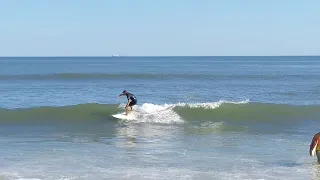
[1,101,319,126]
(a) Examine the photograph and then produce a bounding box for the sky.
[0,0,319,56]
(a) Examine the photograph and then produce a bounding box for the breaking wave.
[0,100,319,126]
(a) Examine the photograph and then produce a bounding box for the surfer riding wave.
[117,90,137,115]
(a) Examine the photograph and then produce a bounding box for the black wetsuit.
[126,93,137,106]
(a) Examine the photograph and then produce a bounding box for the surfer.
[310,132,320,163]
[116,90,137,115]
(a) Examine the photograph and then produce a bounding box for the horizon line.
[0,55,319,58]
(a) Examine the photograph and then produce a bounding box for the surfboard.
[311,139,318,157]
[112,112,135,120]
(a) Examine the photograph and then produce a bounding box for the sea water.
[0,56,320,180]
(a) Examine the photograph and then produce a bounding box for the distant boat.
[112,54,119,57]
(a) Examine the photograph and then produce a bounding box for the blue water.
[0,56,320,180]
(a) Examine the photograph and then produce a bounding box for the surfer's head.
[122,90,128,94]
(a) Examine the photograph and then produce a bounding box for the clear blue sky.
[0,0,319,56]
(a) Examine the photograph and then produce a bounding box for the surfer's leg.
[129,100,136,111]
[125,106,129,115]
[316,151,320,164]
[126,106,129,115]
[128,101,135,111]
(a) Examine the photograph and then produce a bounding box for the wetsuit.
[126,93,137,106]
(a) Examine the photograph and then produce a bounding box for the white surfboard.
[312,139,318,157]
[112,112,135,120]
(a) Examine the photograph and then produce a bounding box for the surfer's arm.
[310,140,314,156]
[310,136,317,156]
[116,93,125,98]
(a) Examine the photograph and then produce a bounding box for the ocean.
[0,56,320,180]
